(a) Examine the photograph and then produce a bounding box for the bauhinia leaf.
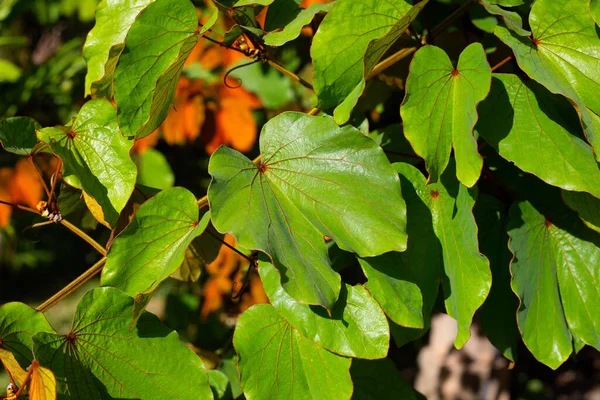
[37,99,137,226]
[401,43,491,187]
[208,112,407,310]
[233,304,352,400]
[395,162,491,348]
[259,259,389,359]
[114,0,199,139]
[563,190,600,233]
[83,0,154,98]
[508,200,600,369]
[0,117,40,155]
[311,0,428,124]
[477,74,600,199]
[102,187,210,300]
[32,287,213,399]
[0,302,55,369]
[28,360,57,400]
[0,348,28,387]
[351,358,417,400]
[480,0,529,36]
[495,0,600,160]
[263,3,333,47]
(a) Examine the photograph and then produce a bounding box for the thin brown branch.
[491,55,513,71]
[59,219,107,256]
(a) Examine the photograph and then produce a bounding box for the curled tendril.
[223,60,261,89]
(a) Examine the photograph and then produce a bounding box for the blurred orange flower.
[0,159,44,228]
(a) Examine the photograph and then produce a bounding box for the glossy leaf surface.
[114,0,199,138]
[33,287,212,399]
[208,112,407,309]
[37,100,136,226]
[495,0,600,159]
[259,259,389,359]
[0,117,40,155]
[0,302,55,368]
[396,162,491,348]
[477,74,600,199]
[401,44,491,187]
[311,0,427,123]
[83,0,154,97]
[102,187,210,299]
[509,200,600,368]
[233,304,352,400]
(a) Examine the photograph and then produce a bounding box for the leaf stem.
[0,199,39,214]
[491,55,513,71]
[267,59,314,91]
[36,256,106,313]
[59,219,107,256]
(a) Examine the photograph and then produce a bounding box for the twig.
[59,219,107,256]
[36,257,106,313]
[491,55,513,72]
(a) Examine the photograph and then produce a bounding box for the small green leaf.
[0,117,40,155]
[83,0,154,97]
[37,99,137,226]
[474,194,519,362]
[311,0,427,123]
[401,43,491,187]
[480,0,529,36]
[33,287,213,399]
[0,59,21,82]
[563,190,600,233]
[208,369,232,400]
[264,0,302,31]
[114,0,199,138]
[264,3,333,46]
[133,148,175,190]
[259,259,390,359]
[396,162,491,348]
[102,187,210,300]
[171,225,223,282]
[495,0,600,160]
[477,74,600,199]
[351,358,417,400]
[509,200,600,368]
[208,112,407,309]
[217,0,273,7]
[0,303,55,368]
[234,304,352,400]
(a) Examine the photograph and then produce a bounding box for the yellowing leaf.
[29,360,56,400]
[0,348,27,387]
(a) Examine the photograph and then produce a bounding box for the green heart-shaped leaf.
[32,287,212,399]
[495,0,600,160]
[259,259,389,359]
[395,162,491,348]
[0,117,40,155]
[311,0,427,124]
[83,0,154,98]
[264,3,333,47]
[401,43,491,187]
[114,0,199,139]
[38,99,137,226]
[0,303,55,369]
[233,304,352,400]
[102,187,210,299]
[477,74,600,199]
[208,112,407,309]
[509,200,600,368]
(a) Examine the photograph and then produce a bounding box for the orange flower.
[160,77,206,146]
[0,159,44,228]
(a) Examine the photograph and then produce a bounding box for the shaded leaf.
[114,0,199,139]
[0,302,55,369]
[102,187,210,300]
[217,0,273,7]
[495,0,600,159]
[171,225,223,282]
[480,0,529,36]
[208,369,231,400]
[395,162,491,348]
[32,287,213,399]
[312,0,427,124]
[474,194,519,361]
[37,100,137,226]
[264,0,302,31]
[233,304,352,400]
[208,112,407,309]
[509,200,600,369]
[351,358,416,400]
[0,348,28,388]
[133,148,175,190]
[401,43,491,187]
[83,0,154,97]
[0,117,40,155]
[477,74,600,198]
[563,190,600,233]
[264,3,333,46]
[259,259,389,359]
